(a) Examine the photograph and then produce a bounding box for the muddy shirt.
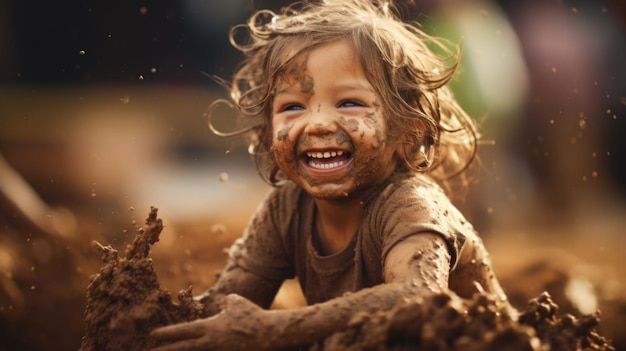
[228,172,477,305]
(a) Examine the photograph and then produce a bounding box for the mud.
[79,208,617,351]
[314,292,612,351]
[79,207,205,351]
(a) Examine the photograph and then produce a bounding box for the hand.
[150,294,274,351]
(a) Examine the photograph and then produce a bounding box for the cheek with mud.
[275,123,293,142]
[272,124,298,166]
[363,112,386,149]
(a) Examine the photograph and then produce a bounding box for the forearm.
[263,282,421,349]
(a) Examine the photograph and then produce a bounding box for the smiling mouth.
[302,150,353,170]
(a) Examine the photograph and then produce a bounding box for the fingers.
[150,319,206,342]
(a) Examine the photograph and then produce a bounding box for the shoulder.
[366,172,477,266]
[373,172,450,210]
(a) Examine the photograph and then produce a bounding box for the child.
[151,0,511,349]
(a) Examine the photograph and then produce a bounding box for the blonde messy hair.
[208,0,478,186]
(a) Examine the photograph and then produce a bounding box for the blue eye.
[339,100,363,108]
[282,103,304,111]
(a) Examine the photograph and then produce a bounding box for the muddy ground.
[76,207,618,351]
[0,86,624,350]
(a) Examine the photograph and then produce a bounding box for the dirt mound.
[315,291,613,351]
[79,207,205,351]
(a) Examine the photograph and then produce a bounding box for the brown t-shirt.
[228,172,476,305]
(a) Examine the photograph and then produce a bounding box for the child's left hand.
[150,294,274,351]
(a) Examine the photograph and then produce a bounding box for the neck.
[313,196,364,255]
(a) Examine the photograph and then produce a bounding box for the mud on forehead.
[274,50,314,95]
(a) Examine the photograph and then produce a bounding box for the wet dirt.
[78,208,618,351]
[79,207,205,351]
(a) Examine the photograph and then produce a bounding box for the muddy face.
[271,39,398,200]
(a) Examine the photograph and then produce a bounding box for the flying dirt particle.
[211,223,226,234]
[579,119,586,129]
[138,75,144,81]
[551,67,557,73]
[150,67,157,74]
[129,206,135,212]
[480,9,488,17]
[120,96,130,104]
[79,50,86,56]
[139,6,148,15]
[571,7,578,14]
[591,171,598,178]
[219,172,229,182]
[225,149,231,156]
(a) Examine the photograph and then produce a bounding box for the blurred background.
[0,0,625,350]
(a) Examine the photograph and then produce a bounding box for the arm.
[151,233,449,350]
[195,261,283,316]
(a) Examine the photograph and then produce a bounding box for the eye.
[338,100,364,108]
[280,103,305,112]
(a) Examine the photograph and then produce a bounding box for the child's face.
[271,39,398,200]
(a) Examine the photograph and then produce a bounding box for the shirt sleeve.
[227,186,296,281]
[375,177,469,272]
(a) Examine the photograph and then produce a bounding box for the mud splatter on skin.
[277,53,314,96]
[341,116,360,133]
[275,122,293,142]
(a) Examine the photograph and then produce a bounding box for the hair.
[208,0,479,187]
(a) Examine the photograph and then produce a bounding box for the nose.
[303,105,337,135]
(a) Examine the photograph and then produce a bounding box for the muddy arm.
[264,233,450,349]
[194,261,283,317]
[151,233,449,350]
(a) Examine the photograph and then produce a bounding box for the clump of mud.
[79,207,205,351]
[313,291,614,351]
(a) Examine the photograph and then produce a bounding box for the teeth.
[308,160,345,169]
[306,150,345,159]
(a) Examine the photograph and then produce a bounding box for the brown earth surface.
[75,208,619,351]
